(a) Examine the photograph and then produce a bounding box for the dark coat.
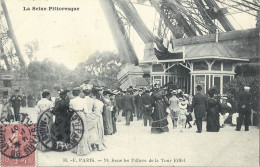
[51,97,71,143]
[115,95,124,110]
[141,93,153,111]
[122,94,135,111]
[191,91,207,119]
[10,95,22,108]
[134,94,143,109]
[238,91,251,109]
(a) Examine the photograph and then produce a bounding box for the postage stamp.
[0,114,37,166]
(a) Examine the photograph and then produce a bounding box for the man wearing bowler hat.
[141,89,153,126]
[236,86,252,131]
[10,89,22,121]
[190,85,207,133]
[134,88,144,120]
[122,88,136,126]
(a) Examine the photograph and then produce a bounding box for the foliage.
[27,59,73,95]
[24,40,39,62]
[73,51,125,89]
[224,75,260,111]
[27,51,125,96]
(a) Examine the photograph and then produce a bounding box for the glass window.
[206,75,209,93]
[194,75,205,93]
[193,61,208,71]
[223,61,232,71]
[214,77,221,94]
[212,61,221,71]
[3,80,11,87]
[152,64,164,72]
[223,76,231,94]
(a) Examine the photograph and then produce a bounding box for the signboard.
[2,75,12,80]
[194,75,205,93]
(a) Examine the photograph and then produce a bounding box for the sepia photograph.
[0,0,259,166]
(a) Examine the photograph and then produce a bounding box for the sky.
[3,0,257,70]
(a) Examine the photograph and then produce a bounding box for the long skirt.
[86,115,99,145]
[103,106,113,135]
[96,115,105,144]
[151,100,169,133]
[93,114,105,150]
[72,111,92,156]
[206,109,220,132]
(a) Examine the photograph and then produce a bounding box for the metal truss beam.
[150,0,183,38]
[113,0,161,44]
[1,0,27,71]
[0,40,11,70]
[164,0,197,37]
[194,0,217,33]
[100,0,139,65]
[204,0,235,31]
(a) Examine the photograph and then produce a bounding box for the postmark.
[37,108,84,151]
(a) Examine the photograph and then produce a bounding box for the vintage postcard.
[0,0,259,166]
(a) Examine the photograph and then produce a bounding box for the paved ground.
[20,107,260,166]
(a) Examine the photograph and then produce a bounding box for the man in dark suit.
[122,88,136,126]
[236,86,252,131]
[190,85,207,133]
[141,89,153,126]
[115,91,124,122]
[134,89,143,120]
[10,89,22,121]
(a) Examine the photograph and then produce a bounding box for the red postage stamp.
[0,123,36,167]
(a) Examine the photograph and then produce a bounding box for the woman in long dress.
[83,88,100,149]
[70,87,92,155]
[51,89,71,144]
[92,88,105,151]
[102,91,113,135]
[151,87,169,134]
[36,89,54,151]
[206,88,221,132]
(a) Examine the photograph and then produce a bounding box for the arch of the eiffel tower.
[0,0,29,94]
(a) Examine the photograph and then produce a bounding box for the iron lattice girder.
[0,40,11,70]
[150,0,184,38]
[203,0,235,31]
[215,0,259,17]
[193,0,217,33]
[1,0,27,71]
[100,0,139,65]
[161,0,197,37]
[165,0,207,35]
[113,0,161,44]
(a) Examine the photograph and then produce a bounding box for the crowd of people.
[0,81,254,156]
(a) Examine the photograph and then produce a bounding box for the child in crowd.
[183,94,192,128]
[178,97,189,132]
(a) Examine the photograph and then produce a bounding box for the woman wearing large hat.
[101,89,113,135]
[206,87,222,132]
[51,89,71,144]
[150,86,169,133]
[36,89,54,151]
[92,87,106,151]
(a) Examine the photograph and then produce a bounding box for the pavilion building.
[117,28,259,95]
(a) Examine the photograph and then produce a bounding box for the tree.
[73,51,125,89]
[24,40,39,62]
[27,59,73,96]
[225,75,260,112]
